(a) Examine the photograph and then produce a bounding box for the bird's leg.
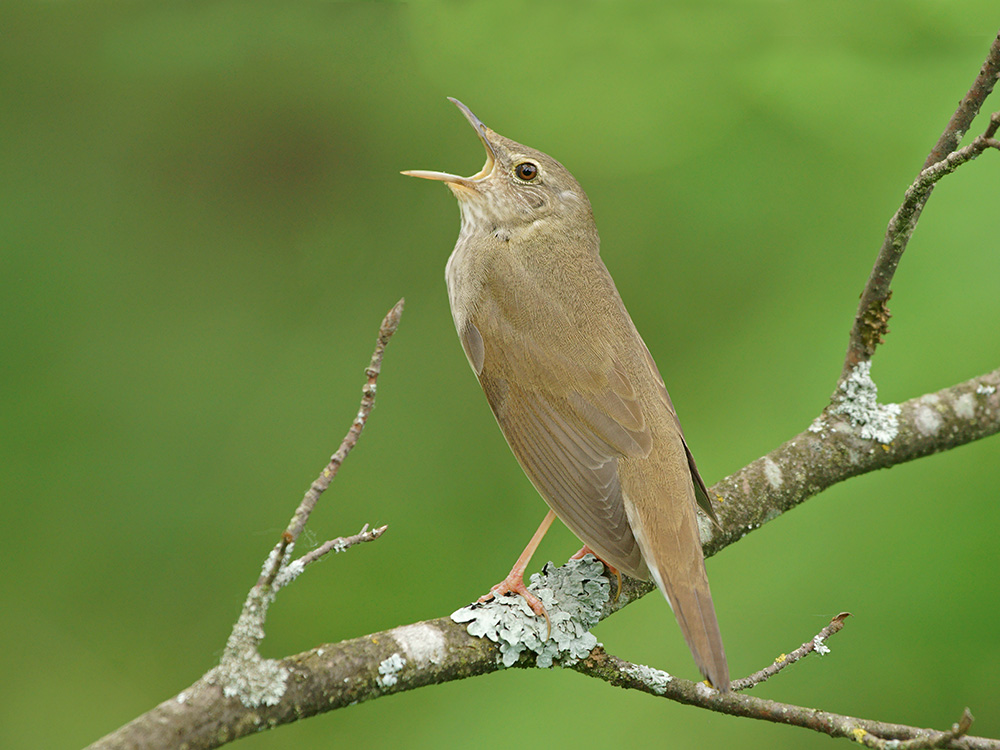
[571,545,622,601]
[478,509,556,638]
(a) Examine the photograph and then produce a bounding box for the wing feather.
[472,287,652,576]
[482,373,645,576]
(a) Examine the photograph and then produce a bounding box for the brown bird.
[404,99,729,691]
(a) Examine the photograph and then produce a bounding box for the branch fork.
[209,300,404,708]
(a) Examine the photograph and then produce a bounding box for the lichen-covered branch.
[85,366,1000,750]
[203,300,404,713]
[86,552,999,750]
[842,30,1000,376]
[85,615,501,750]
[705,368,999,557]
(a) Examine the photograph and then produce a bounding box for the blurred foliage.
[1,2,998,749]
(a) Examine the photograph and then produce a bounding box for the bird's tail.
[620,454,730,692]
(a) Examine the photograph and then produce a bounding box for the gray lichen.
[377,653,406,687]
[451,555,610,668]
[209,545,296,707]
[391,623,447,667]
[762,457,783,489]
[210,590,290,708]
[831,361,900,443]
[623,663,673,695]
[212,653,289,708]
[813,634,831,655]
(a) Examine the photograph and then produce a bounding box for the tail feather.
[621,454,730,692]
[657,563,729,691]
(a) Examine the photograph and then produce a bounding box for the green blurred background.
[3,2,999,748]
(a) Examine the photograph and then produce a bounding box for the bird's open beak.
[401,98,496,188]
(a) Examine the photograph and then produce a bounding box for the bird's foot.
[478,572,552,640]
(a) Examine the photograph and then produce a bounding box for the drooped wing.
[464,310,652,578]
[638,343,721,526]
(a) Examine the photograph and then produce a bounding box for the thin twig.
[206,303,404,713]
[285,297,403,544]
[731,612,851,691]
[296,524,388,568]
[570,649,988,749]
[842,30,1000,377]
[925,31,1000,167]
[258,297,405,589]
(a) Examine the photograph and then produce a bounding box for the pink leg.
[479,509,556,637]
[571,544,622,600]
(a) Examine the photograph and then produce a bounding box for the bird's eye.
[514,162,538,181]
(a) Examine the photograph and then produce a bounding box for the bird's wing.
[637,343,721,526]
[466,309,651,577]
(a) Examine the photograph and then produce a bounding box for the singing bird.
[404,99,729,690]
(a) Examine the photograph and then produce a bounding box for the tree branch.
[842,30,1000,376]
[85,365,1000,750]
[705,367,1000,558]
[572,648,986,750]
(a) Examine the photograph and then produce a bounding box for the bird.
[403,98,729,691]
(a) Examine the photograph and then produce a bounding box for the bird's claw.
[478,573,552,640]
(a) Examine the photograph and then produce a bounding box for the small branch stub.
[731,612,850,691]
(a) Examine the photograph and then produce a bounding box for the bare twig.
[570,650,987,750]
[849,708,975,750]
[925,30,1000,167]
[262,297,405,588]
[296,523,389,568]
[730,612,851,691]
[842,30,1000,376]
[206,301,404,712]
